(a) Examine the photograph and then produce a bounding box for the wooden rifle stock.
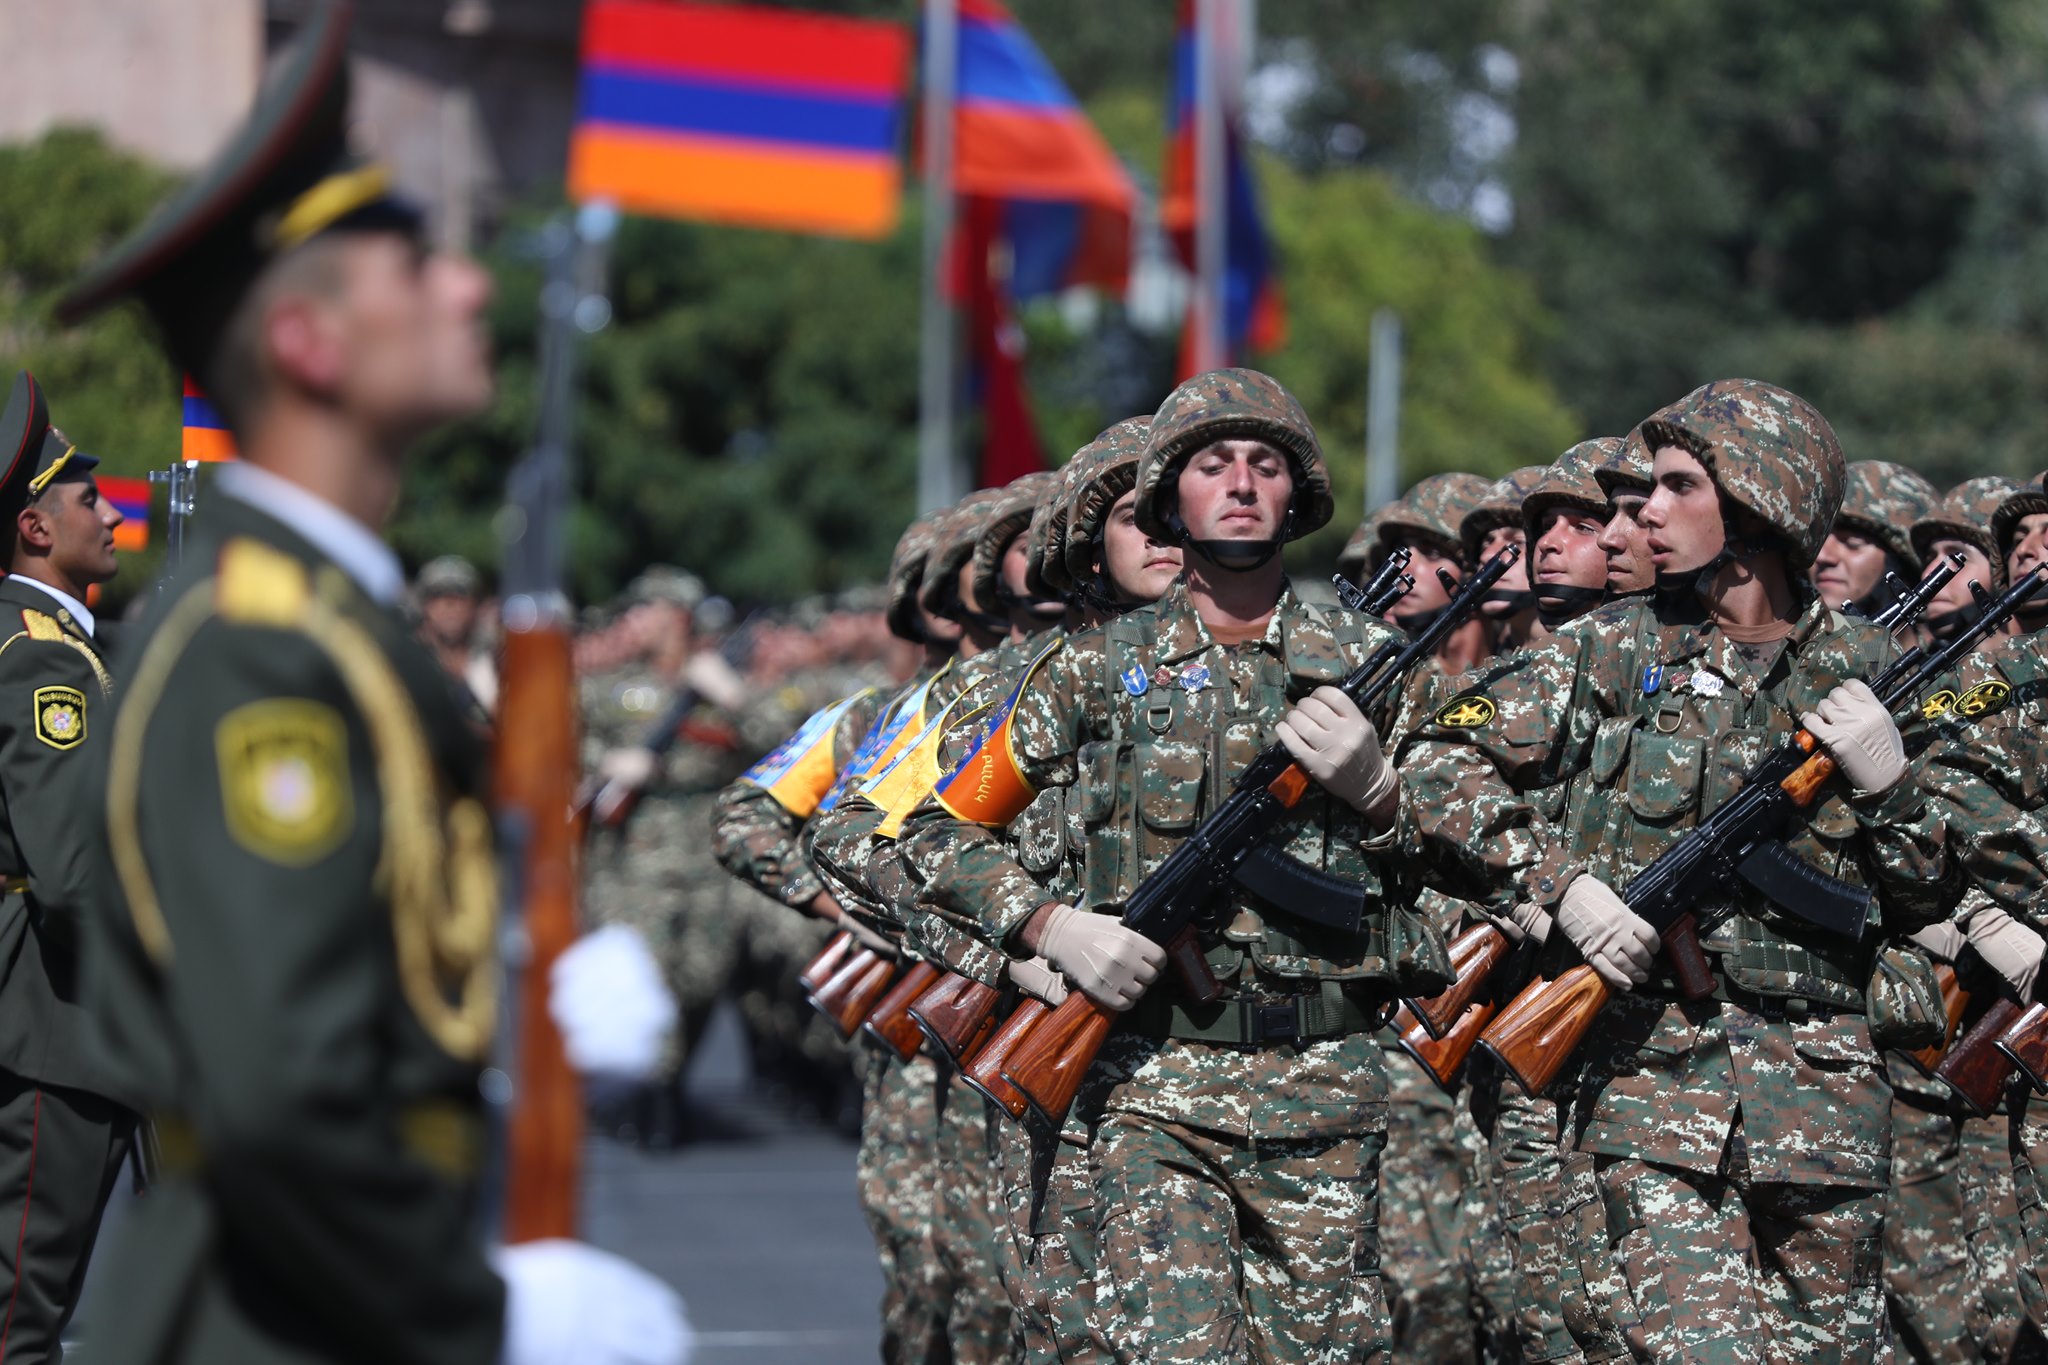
[799,929,856,994]
[1937,997,2025,1116]
[1478,961,1613,1095]
[1407,923,1511,1039]
[810,948,900,1039]
[1998,1001,2048,1094]
[860,960,942,1060]
[908,971,1003,1063]
[1395,999,1499,1089]
[1000,990,1117,1125]
[961,998,1051,1117]
[1901,961,1970,1078]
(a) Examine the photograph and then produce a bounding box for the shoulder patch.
[216,699,353,865]
[33,685,85,750]
[1434,693,1498,729]
[1919,689,1957,720]
[1954,679,2012,720]
[217,539,312,626]
[20,610,62,642]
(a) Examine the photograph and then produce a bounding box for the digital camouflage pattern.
[972,470,1065,614]
[1989,471,2048,564]
[931,1075,1014,1365]
[856,1049,950,1363]
[1376,1045,1480,1363]
[1522,438,1625,545]
[1134,368,1335,543]
[1837,460,1941,573]
[922,488,1013,621]
[886,507,950,642]
[1062,418,1152,588]
[1594,427,1654,500]
[1375,472,1494,566]
[1637,378,1846,566]
[1458,464,1549,564]
[1027,450,1095,600]
[1910,476,2019,590]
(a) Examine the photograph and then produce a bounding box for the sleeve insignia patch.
[1954,680,2012,719]
[1919,689,1957,719]
[217,699,353,865]
[1434,694,1498,728]
[32,685,85,750]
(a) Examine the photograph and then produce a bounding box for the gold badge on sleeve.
[216,699,353,864]
[33,685,85,750]
[1433,694,1497,729]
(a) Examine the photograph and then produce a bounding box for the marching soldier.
[55,4,685,1360]
[1909,476,2019,643]
[1460,466,1550,655]
[1812,461,1939,617]
[0,373,138,1363]
[1396,380,1953,1362]
[1375,472,1495,676]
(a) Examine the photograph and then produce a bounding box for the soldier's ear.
[13,501,53,555]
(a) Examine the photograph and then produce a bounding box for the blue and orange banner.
[740,691,873,818]
[100,475,151,553]
[929,634,1061,826]
[181,376,238,463]
[568,0,912,239]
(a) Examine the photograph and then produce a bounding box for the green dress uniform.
[0,373,139,1363]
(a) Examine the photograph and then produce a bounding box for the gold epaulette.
[216,538,310,626]
[20,609,62,642]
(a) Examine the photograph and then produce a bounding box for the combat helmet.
[1134,368,1333,568]
[1990,472,2048,568]
[1834,461,1939,575]
[1912,476,2018,592]
[970,470,1064,616]
[1523,438,1623,545]
[1637,379,1846,568]
[885,507,949,642]
[1026,449,1098,600]
[920,487,1008,625]
[1374,472,1493,567]
[1063,418,1154,591]
[1595,427,1655,504]
[1459,465,1549,566]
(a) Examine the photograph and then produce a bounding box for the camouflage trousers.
[1378,1041,1477,1362]
[991,1116,1103,1364]
[1884,1082,2028,1363]
[857,1048,947,1364]
[1089,1113,1391,1364]
[1465,1051,1587,1365]
[733,895,850,1088]
[2003,1082,2048,1354]
[1589,1152,1888,1364]
[931,1073,1014,1365]
[1556,1148,1636,1364]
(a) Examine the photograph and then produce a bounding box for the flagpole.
[1192,0,1228,374]
[919,0,960,511]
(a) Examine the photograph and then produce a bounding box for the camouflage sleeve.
[1389,638,1596,910]
[710,781,825,910]
[1845,756,1959,935]
[896,644,1100,952]
[1914,691,2048,927]
[803,797,900,940]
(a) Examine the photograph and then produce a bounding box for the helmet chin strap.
[1168,505,1296,574]
[1534,584,1605,628]
[1481,588,1537,614]
[1655,528,1764,600]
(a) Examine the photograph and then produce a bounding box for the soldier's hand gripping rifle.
[1405,553,1966,1043]
[1481,560,2043,1096]
[983,547,1521,1126]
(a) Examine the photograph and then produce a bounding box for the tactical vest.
[1573,603,1881,1011]
[1071,603,1439,999]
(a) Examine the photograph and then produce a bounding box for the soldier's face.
[999,531,1033,602]
[1641,448,1726,575]
[1924,537,1991,619]
[1534,507,1608,592]
[1100,490,1182,602]
[1388,535,1460,620]
[2010,513,2048,584]
[331,235,494,437]
[1477,525,1528,616]
[1175,440,1293,547]
[24,477,121,587]
[1812,528,1889,607]
[1598,493,1655,593]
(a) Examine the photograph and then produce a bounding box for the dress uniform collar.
[213,462,404,605]
[5,576,94,638]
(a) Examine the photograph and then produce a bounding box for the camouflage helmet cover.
[885,506,950,641]
[1595,426,1654,500]
[1990,471,2048,566]
[1375,472,1493,566]
[970,470,1064,612]
[1133,368,1333,544]
[919,486,1008,619]
[1459,465,1550,564]
[1336,505,1391,574]
[1026,448,1101,598]
[1522,438,1624,545]
[1912,475,2018,590]
[1637,379,1846,567]
[1063,417,1153,585]
[1833,461,1939,572]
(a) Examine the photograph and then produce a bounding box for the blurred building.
[0,0,585,250]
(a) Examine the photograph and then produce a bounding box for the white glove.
[1801,680,1907,796]
[1964,901,2047,999]
[549,925,678,1082]
[680,650,749,711]
[1037,904,1164,1011]
[841,915,899,960]
[598,746,659,792]
[495,1239,694,1365]
[1555,876,1661,993]
[1489,902,1552,947]
[1909,921,1965,962]
[1275,686,1398,814]
[1007,955,1070,1006]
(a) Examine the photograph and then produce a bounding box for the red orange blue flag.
[181,376,238,462]
[568,0,912,238]
[99,475,152,553]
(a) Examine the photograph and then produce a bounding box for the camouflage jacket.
[710,688,884,910]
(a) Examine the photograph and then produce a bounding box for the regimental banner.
[181,376,238,462]
[817,674,938,816]
[568,0,912,239]
[99,475,152,553]
[739,691,872,819]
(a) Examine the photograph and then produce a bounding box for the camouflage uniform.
[1835,461,1941,581]
[1396,381,1954,1364]
[902,370,1438,1365]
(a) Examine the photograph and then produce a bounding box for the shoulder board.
[19,609,62,642]
[217,538,311,626]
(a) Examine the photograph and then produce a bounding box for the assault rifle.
[1481,559,2042,1096]
[1405,552,1965,1044]
[980,547,1521,1126]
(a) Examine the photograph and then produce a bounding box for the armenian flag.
[181,376,238,462]
[568,0,912,239]
[1163,0,1283,371]
[100,475,152,553]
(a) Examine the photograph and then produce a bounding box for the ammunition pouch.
[1700,912,1870,1013]
[1865,943,1948,1051]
